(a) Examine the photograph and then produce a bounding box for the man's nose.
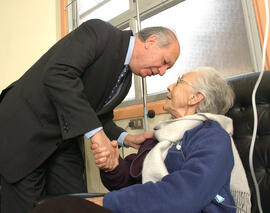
[159,66,168,76]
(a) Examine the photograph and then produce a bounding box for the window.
[77,0,129,25]
[141,0,254,97]
[69,0,260,106]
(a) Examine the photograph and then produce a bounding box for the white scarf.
[142,113,251,213]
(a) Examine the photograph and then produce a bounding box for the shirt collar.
[124,36,135,66]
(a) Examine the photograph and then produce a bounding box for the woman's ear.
[188,92,204,105]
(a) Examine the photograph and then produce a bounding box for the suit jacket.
[0,19,133,183]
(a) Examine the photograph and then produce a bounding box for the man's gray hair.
[192,67,235,115]
[137,27,178,48]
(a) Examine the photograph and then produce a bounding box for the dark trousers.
[1,138,87,213]
[29,195,113,213]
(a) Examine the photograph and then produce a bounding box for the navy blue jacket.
[102,120,236,213]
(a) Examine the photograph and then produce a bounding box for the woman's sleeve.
[100,139,157,190]
[100,155,138,191]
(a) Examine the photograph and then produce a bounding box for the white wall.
[0,0,61,90]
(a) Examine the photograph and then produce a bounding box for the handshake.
[90,129,154,172]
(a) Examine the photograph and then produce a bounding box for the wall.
[0,0,61,90]
[253,0,270,70]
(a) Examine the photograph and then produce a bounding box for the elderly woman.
[31,67,251,213]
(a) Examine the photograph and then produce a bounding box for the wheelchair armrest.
[34,193,106,206]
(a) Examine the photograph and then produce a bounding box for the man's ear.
[144,35,158,49]
[188,92,205,105]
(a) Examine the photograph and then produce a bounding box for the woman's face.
[163,72,200,118]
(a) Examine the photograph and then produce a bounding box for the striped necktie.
[105,66,128,104]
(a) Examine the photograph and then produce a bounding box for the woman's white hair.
[191,67,235,115]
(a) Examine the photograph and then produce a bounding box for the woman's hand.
[86,197,103,206]
[124,131,154,149]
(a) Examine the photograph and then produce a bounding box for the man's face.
[129,35,180,78]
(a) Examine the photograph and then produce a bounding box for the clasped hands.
[90,130,154,172]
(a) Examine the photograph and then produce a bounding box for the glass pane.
[77,0,105,15]
[78,0,129,25]
[141,0,253,95]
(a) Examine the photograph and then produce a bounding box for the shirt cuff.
[84,127,103,139]
[117,132,128,147]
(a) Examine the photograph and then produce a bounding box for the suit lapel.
[97,70,132,115]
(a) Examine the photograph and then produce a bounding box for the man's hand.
[86,197,103,206]
[124,131,154,149]
[90,130,118,171]
[91,140,119,172]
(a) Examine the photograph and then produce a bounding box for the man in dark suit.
[0,19,180,213]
